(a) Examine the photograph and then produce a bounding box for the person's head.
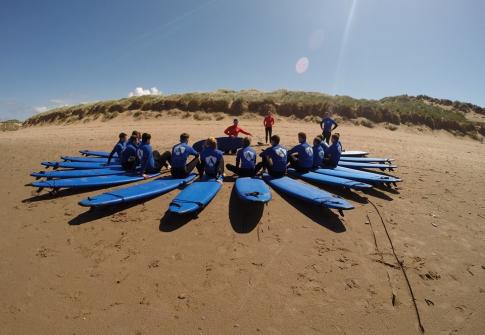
[316,134,324,141]
[324,112,330,118]
[270,135,280,146]
[180,132,190,143]
[119,132,127,141]
[206,137,217,149]
[298,132,306,144]
[267,110,272,116]
[132,130,141,139]
[242,137,251,148]
[233,118,239,125]
[142,132,151,144]
[331,133,340,144]
[313,136,322,146]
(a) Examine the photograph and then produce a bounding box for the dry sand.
[1,115,484,334]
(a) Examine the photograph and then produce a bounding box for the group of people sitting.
[107,128,343,181]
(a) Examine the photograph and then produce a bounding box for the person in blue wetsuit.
[320,112,338,145]
[287,132,314,173]
[312,136,326,169]
[120,135,140,171]
[107,132,127,165]
[139,133,165,178]
[255,135,287,178]
[226,137,257,177]
[157,133,200,178]
[197,137,224,180]
[322,133,342,168]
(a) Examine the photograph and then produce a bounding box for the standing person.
[120,135,140,171]
[226,137,257,177]
[159,133,200,178]
[320,112,338,145]
[224,119,252,137]
[322,133,342,168]
[198,137,224,180]
[138,133,165,178]
[263,111,275,144]
[255,135,287,178]
[287,132,314,173]
[107,132,127,165]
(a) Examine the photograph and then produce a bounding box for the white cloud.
[128,86,162,97]
[34,106,48,113]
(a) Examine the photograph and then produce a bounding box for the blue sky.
[1,0,484,120]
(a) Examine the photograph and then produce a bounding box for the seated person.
[159,133,199,178]
[139,133,165,178]
[226,137,257,177]
[224,118,252,137]
[107,132,127,165]
[255,135,287,178]
[312,136,325,169]
[120,135,140,171]
[287,132,313,173]
[322,133,342,168]
[198,137,224,180]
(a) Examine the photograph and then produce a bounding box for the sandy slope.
[0,115,484,334]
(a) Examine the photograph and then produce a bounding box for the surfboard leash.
[368,199,425,333]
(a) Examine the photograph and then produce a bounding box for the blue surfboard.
[341,150,368,157]
[234,177,272,203]
[42,161,121,169]
[80,150,111,158]
[339,157,394,163]
[287,168,372,190]
[192,137,243,153]
[263,174,353,211]
[315,166,401,184]
[168,178,222,214]
[31,173,159,190]
[62,156,116,163]
[79,174,196,208]
[338,161,397,170]
[31,167,127,179]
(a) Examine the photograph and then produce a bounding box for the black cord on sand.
[366,214,396,306]
[368,200,425,333]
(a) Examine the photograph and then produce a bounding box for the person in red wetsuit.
[263,111,275,143]
[224,118,252,137]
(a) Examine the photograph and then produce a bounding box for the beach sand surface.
[1,115,484,334]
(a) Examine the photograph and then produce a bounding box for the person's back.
[171,142,197,169]
[289,142,313,169]
[139,141,155,173]
[121,136,139,170]
[200,143,224,177]
[324,134,342,167]
[265,144,287,172]
[237,146,257,170]
[312,138,325,168]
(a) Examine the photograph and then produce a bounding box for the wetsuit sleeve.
[235,149,241,168]
[107,144,118,164]
[188,146,198,156]
[224,126,231,136]
[140,148,148,174]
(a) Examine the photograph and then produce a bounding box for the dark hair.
[129,135,138,142]
[270,135,280,144]
[298,132,306,140]
[313,136,321,144]
[180,133,189,142]
[142,133,151,142]
[233,118,239,123]
[332,133,340,140]
[243,137,251,147]
[119,132,127,139]
[316,134,324,141]
[132,130,140,137]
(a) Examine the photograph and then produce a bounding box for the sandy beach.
[1,115,484,334]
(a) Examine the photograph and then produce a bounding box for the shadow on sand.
[228,187,265,233]
[68,201,144,225]
[159,211,197,232]
[22,186,107,203]
[275,190,346,233]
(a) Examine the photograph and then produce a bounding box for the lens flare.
[295,57,309,74]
